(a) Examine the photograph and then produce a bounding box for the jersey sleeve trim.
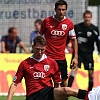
[69,29,76,37]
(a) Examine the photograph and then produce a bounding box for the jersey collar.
[53,15,66,22]
[30,54,47,62]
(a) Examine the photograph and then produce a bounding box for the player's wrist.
[77,89,88,99]
[74,55,78,58]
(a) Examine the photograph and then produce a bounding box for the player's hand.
[71,57,78,69]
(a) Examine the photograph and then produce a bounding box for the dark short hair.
[34,19,42,25]
[83,10,92,18]
[33,35,46,46]
[55,0,68,10]
[8,27,17,33]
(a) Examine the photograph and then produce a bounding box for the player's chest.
[46,22,70,36]
[77,28,96,38]
[25,63,51,79]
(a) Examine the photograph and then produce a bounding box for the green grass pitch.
[0,96,81,100]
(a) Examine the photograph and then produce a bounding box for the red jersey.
[13,54,62,97]
[40,16,76,60]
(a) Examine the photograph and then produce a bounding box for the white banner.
[0,0,87,44]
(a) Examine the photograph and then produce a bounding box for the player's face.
[32,43,46,59]
[34,23,41,31]
[83,13,92,26]
[9,29,17,39]
[55,5,67,21]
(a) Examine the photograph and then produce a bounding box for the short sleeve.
[1,36,6,42]
[13,62,24,85]
[69,22,76,39]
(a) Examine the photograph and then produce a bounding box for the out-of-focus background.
[0,0,100,100]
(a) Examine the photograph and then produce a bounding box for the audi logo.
[51,30,65,36]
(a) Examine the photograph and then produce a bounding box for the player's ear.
[32,43,34,49]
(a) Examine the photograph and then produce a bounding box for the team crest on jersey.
[44,65,50,72]
[87,31,92,37]
[62,24,67,30]
[13,76,17,81]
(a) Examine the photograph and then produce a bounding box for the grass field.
[0,96,81,100]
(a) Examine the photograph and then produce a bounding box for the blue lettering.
[19,0,24,4]
[4,0,9,4]
[68,10,74,18]
[21,11,26,19]
[0,11,3,18]
[48,11,54,16]
[41,10,47,18]
[13,11,19,19]
[25,0,29,4]
[46,0,55,3]
[28,8,31,18]
[4,0,14,4]
[33,9,39,18]
[5,11,11,19]
[31,0,41,4]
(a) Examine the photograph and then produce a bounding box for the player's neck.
[55,15,64,22]
[83,22,91,26]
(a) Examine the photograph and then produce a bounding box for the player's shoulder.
[90,23,98,29]
[2,35,8,38]
[64,17,74,23]
[20,57,31,65]
[75,22,83,27]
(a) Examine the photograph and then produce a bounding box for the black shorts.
[70,53,94,70]
[56,59,68,79]
[26,87,54,100]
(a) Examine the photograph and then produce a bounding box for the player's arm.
[19,41,30,53]
[1,41,10,53]
[7,62,24,100]
[54,87,88,100]
[95,27,100,55]
[6,83,17,100]
[71,38,78,68]
[69,23,78,68]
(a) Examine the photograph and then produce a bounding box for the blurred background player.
[68,10,100,91]
[30,19,43,53]
[39,0,78,87]
[30,19,42,45]
[1,27,30,53]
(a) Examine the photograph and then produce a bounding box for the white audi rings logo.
[51,30,65,36]
[33,72,45,79]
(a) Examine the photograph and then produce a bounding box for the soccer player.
[68,10,100,91]
[39,0,78,87]
[1,27,30,53]
[7,35,62,100]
